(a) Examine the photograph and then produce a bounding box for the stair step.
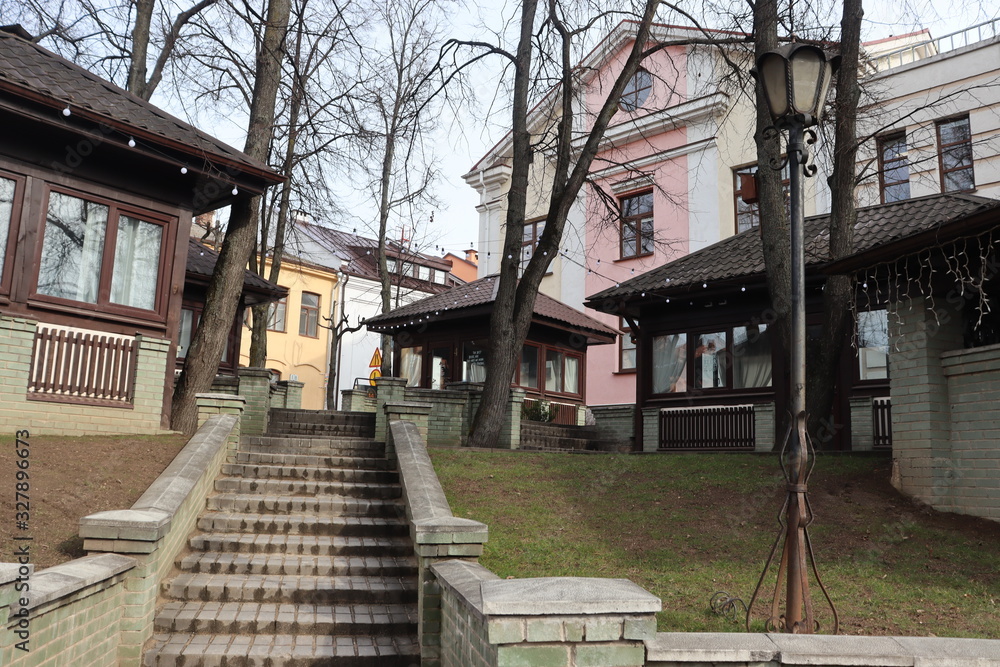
[234,451,392,469]
[143,633,418,667]
[269,408,375,425]
[221,462,398,484]
[189,533,413,556]
[267,424,373,439]
[196,512,409,536]
[214,477,401,498]
[163,573,417,604]
[154,601,417,634]
[241,436,383,455]
[177,553,416,576]
[206,493,402,516]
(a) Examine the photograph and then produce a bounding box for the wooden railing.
[522,398,579,425]
[27,325,138,407]
[873,397,892,449]
[659,405,755,450]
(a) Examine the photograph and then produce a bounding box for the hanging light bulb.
[232,186,239,195]
[741,285,746,292]
[702,282,708,289]
[128,137,136,148]
[62,106,71,117]
[641,292,646,298]
[666,298,671,303]
[180,166,188,174]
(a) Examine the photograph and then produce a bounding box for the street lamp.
[746,43,839,635]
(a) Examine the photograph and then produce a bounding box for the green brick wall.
[0,316,170,435]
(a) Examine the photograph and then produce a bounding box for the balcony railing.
[659,404,756,451]
[869,18,1000,72]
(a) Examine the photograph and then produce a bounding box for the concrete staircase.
[520,421,630,452]
[143,410,420,666]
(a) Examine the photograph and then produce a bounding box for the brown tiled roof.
[0,27,276,179]
[294,222,457,293]
[586,193,1000,304]
[365,275,618,344]
[186,238,286,303]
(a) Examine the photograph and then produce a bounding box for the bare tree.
[3,0,216,100]
[171,0,290,433]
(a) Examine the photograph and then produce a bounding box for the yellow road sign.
[369,369,381,386]
[369,348,383,368]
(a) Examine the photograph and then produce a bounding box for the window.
[267,297,287,332]
[36,189,167,313]
[0,175,23,293]
[653,325,774,394]
[521,218,545,272]
[693,331,727,390]
[462,342,487,382]
[299,292,320,337]
[732,324,772,388]
[619,319,636,372]
[519,345,539,388]
[544,350,581,395]
[400,346,423,387]
[387,258,398,274]
[938,116,974,192]
[621,191,653,258]
[620,68,653,111]
[878,132,910,203]
[857,309,889,381]
[733,165,790,233]
[178,308,195,359]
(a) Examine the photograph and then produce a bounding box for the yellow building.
[239,255,341,410]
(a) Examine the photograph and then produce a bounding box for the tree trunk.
[807,0,863,448]
[171,0,290,433]
[752,0,791,451]
[126,0,154,99]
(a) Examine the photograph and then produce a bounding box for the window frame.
[619,190,654,260]
[619,317,636,373]
[267,296,287,333]
[521,217,546,273]
[299,291,321,338]
[733,164,790,234]
[855,308,890,384]
[30,184,174,322]
[542,347,583,398]
[620,68,653,112]
[877,131,910,204]
[0,168,26,298]
[651,324,775,397]
[516,342,541,389]
[936,116,975,193]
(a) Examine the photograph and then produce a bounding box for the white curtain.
[652,334,687,393]
[733,325,772,388]
[564,356,579,394]
[401,347,422,387]
[0,177,14,277]
[38,192,108,303]
[111,215,162,310]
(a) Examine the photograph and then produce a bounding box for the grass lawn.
[0,432,188,569]
[430,448,1000,638]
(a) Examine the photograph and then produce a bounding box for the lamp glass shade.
[790,48,823,115]
[759,53,789,120]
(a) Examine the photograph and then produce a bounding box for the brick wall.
[590,405,636,449]
[0,316,170,435]
[849,396,875,452]
[405,388,470,447]
[641,408,660,452]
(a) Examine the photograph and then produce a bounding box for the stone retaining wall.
[0,395,243,666]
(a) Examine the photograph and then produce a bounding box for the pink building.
[465,22,810,406]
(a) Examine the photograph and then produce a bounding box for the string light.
[180,166,188,174]
[232,186,239,195]
[741,285,746,292]
[128,137,136,148]
[62,106,71,116]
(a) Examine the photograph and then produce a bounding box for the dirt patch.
[0,431,187,569]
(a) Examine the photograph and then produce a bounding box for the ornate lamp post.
[746,43,839,635]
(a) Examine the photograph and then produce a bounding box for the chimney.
[464,248,479,265]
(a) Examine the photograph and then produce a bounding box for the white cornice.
[585,92,729,152]
[589,136,717,181]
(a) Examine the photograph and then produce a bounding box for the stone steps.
[188,533,414,555]
[163,572,417,604]
[206,493,401,516]
[221,462,399,484]
[214,477,402,498]
[154,601,417,634]
[143,633,418,667]
[177,553,416,576]
[196,511,409,536]
[144,408,417,667]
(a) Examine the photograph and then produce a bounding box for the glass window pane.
[694,331,727,389]
[564,355,579,394]
[268,299,286,331]
[640,217,654,254]
[733,324,772,388]
[944,169,975,192]
[652,333,687,393]
[520,346,539,388]
[401,346,423,387]
[545,350,564,392]
[431,346,451,389]
[0,177,14,279]
[885,182,910,203]
[463,342,487,382]
[111,215,162,310]
[858,310,889,380]
[38,192,108,303]
[177,309,195,359]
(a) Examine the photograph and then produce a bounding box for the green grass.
[429,449,1000,637]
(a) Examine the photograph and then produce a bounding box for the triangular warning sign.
[369,348,383,368]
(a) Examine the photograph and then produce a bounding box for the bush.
[521,399,554,423]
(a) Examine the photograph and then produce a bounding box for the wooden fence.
[27,325,138,407]
[659,404,756,450]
